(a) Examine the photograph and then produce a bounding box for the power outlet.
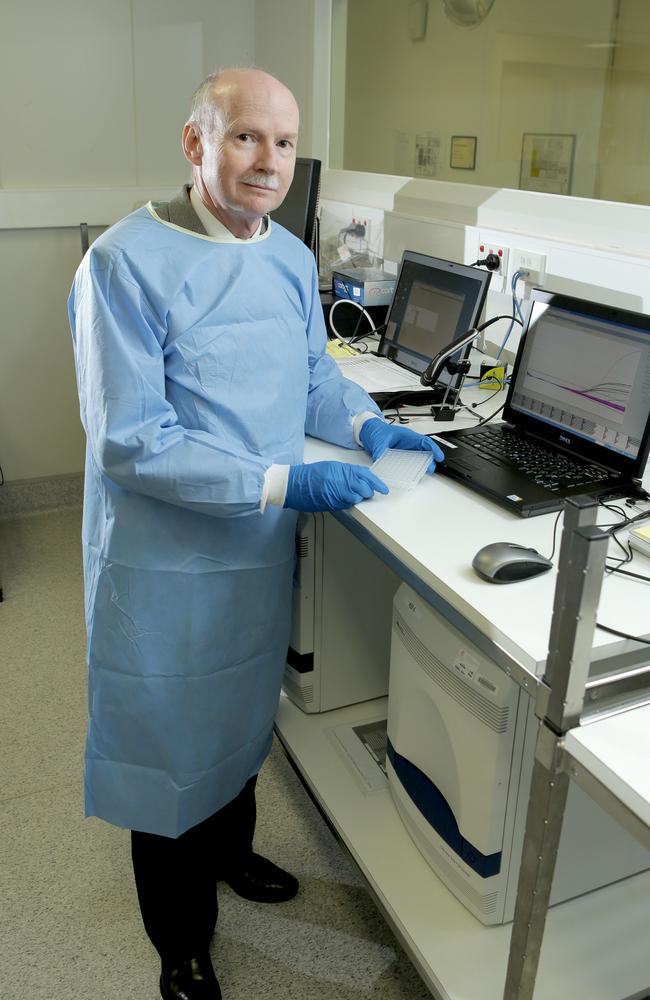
[510,249,546,287]
[478,241,509,276]
[338,217,372,264]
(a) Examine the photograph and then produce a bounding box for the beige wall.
[0,0,256,484]
[0,0,326,485]
[341,0,617,197]
[597,0,650,203]
[0,228,100,479]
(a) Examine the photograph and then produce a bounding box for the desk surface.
[304,395,650,678]
[565,704,650,830]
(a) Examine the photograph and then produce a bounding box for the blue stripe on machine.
[387,739,502,878]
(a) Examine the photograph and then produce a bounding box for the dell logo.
[559,434,571,446]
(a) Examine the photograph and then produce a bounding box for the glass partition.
[331,0,650,206]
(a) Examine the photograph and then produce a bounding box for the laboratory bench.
[274,396,650,1000]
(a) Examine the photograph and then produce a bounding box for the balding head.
[182,68,300,239]
[188,68,299,139]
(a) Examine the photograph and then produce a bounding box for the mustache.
[241,173,279,191]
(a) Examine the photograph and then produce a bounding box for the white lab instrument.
[386,583,650,925]
[283,513,400,713]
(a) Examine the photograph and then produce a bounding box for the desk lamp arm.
[420,326,480,387]
[420,314,520,387]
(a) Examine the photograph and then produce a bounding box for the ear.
[182,123,203,165]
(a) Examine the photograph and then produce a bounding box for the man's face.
[186,76,299,238]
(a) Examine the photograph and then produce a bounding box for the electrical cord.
[470,253,501,271]
[596,624,650,645]
[471,401,506,427]
[495,270,526,361]
[349,322,387,348]
[328,297,377,344]
[338,221,367,244]
[604,565,650,583]
[593,499,650,639]
[458,382,510,420]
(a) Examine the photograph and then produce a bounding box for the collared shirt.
[189,184,264,240]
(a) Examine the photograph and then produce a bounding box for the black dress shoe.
[160,955,221,1000]
[222,852,299,903]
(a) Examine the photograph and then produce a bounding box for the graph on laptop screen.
[381,251,491,386]
[508,298,650,461]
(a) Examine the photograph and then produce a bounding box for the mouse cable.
[545,510,564,564]
[595,622,650,645]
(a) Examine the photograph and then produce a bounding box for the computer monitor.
[270,157,321,254]
[378,251,492,396]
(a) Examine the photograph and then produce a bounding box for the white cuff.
[353,411,383,446]
[262,464,290,509]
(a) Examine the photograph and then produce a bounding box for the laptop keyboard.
[461,427,619,493]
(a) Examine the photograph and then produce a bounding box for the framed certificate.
[520,133,575,195]
[450,135,477,170]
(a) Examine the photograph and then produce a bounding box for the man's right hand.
[284,461,389,512]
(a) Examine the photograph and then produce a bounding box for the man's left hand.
[359,418,445,474]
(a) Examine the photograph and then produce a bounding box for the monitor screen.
[379,251,492,386]
[507,291,650,462]
[270,157,321,252]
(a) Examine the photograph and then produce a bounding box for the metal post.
[543,524,610,731]
[503,501,610,1000]
[503,727,569,1000]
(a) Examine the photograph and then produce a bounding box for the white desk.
[275,399,650,1000]
[303,418,650,679]
[564,705,650,851]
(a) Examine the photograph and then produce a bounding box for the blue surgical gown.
[68,204,380,837]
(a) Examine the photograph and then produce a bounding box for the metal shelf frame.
[503,496,650,1000]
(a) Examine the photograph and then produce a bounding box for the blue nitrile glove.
[359,418,445,474]
[284,461,389,512]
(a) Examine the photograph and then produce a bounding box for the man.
[68,67,443,1000]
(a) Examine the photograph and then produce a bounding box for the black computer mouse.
[472,542,553,584]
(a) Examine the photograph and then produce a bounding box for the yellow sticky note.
[327,339,358,358]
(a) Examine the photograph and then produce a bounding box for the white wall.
[253,0,330,163]
[320,168,650,361]
[0,0,255,483]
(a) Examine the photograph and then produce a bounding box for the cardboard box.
[332,268,396,307]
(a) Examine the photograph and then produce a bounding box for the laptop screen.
[506,290,650,472]
[378,251,491,382]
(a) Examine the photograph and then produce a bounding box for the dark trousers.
[131,776,257,962]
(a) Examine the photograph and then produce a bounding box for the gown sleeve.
[303,266,381,448]
[69,248,268,518]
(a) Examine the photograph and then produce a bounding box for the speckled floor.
[0,507,432,1000]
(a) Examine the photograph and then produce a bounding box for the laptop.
[437,288,650,517]
[336,251,491,406]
